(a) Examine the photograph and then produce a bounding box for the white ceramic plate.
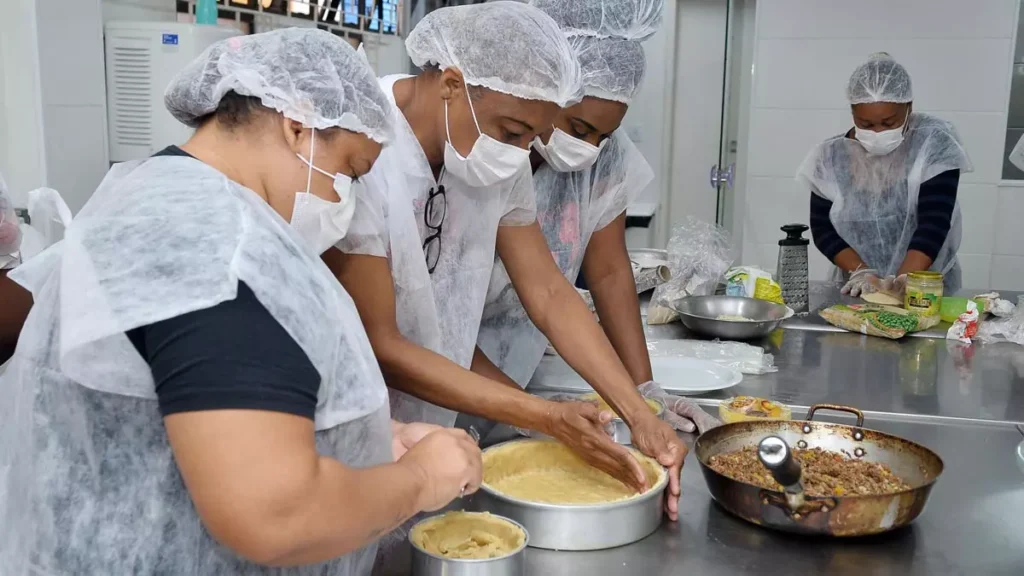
[530,355,742,395]
[649,356,743,394]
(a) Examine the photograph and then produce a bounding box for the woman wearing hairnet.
[326,1,687,520]
[799,53,972,296]
[475,0,718,446]
[0,29,482,575]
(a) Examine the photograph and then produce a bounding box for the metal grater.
[776,224,810,313]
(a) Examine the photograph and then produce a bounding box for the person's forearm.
[376,335,554,432]
[897,250,933,277]
[471,345,521,389]
[531,281,652,426]
[833,248,867,274]
[261,459,425,566]
[587,266,652,385]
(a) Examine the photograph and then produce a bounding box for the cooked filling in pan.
[708,446,910,497]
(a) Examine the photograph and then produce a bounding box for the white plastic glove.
[637,381,721,434]
[841,267,881,297]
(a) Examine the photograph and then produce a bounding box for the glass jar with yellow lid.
[905,271,943,319]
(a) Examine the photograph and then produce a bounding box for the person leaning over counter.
[473,0,719,441]
[798,52,972,297]
[324,1,688,520]
[0,29,481,575]
[0,173,32,364]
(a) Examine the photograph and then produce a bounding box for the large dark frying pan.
[695,404,944,537]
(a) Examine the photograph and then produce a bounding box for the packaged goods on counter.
[724,267,784,305]
[819,303,940,340]
[946,300,979,344]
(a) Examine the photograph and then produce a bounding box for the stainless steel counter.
[514,418,1024,576]
[530,284,1024,426]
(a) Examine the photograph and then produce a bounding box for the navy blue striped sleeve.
[809,193,849,262]
[909,169,959,261]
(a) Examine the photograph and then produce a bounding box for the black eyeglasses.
[422,184,447,274]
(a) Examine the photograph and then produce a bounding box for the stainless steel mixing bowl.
[669,295,793,340]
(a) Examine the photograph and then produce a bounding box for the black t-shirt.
[126,146,320,419]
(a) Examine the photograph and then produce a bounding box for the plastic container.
[718,396,791,424]
[196,0,219,25]
[905,271,943,319]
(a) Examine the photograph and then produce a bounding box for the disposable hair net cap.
[529,0,664,41]
[573,36,646,103]
[164,28,392,143]
[847,52,913,105]
[405,1,583,106]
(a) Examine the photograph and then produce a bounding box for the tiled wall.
[739,0,1022,291]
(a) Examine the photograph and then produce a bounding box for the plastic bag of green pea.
[819,304,941,339]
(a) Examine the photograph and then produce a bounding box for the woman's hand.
[542,400,649,494]
[391,421,444,461]
[628,414,687,521]
[398,428,483,512]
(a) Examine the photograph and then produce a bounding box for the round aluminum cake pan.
[409,513,528,576]
[470,440,668,551]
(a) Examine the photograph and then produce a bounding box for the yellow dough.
[579,393,662,418]
[411,512,525,559]
[862,291,902,306]
[483,440,665,505]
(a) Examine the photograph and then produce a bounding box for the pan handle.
[758,436,806,512]
[806,404,864,428]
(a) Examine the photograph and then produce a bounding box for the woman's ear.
[439,67,466,102]
[281,117,308,155]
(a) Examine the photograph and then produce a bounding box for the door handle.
[709,163,734,189]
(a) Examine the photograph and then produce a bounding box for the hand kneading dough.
[411,512,525,559]
[483,440,665,505]
[579,392,662,419]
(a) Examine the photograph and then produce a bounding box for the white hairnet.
[847,52,913,105]
[572,36,646,103]
[405,1,583,106]
[164,28,392,143]
[529,0,664,41]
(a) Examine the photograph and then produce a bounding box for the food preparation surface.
[410,512,524,560]
[531,285,1024,426]
[509,419,1024,576]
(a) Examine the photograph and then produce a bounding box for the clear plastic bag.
[646,339,776,375]
[976,296,1024,346]
[647,217,734,325]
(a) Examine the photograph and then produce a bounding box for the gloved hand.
[841,267,882,297]
[637,381,721,434]
[884,274,908,296]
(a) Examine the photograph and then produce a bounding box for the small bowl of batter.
[409,511,528,575]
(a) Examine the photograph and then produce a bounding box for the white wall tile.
[758,0,1017,40]
[957,254,993,291]
[930,111,1010,184]
[743,177,808,246]
[990,255,1024,290]
[957,184,998,255]
[747,108,850,178]
[755,38,1013,113]
[809,250,833,282]
[36,0,106,108]
[42,105,109,213]
[994,185,1024,256]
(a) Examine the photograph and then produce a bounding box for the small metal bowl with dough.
[409,512,529,576]
[469,439,669,551]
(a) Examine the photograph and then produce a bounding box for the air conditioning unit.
[104,22,240,163]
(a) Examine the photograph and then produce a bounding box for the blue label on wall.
[161,34,179,46]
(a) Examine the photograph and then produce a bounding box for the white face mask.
[291,129,358,254]
[444,85,530,187]
[854,111,910,156]
[532,127,606,172]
